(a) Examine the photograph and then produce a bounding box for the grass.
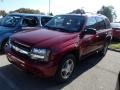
[109,41,120,50]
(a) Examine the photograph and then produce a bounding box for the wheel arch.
[59,48,80,64]
[105,35,112,44]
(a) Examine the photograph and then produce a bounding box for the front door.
[81,17,100,55]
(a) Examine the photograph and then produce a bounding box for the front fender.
[54,43,79,61]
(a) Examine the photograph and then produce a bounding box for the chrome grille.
[10,41,31,55]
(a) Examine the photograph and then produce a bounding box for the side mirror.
[84,28,96,35]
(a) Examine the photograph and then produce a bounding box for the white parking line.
[0,72,18,90]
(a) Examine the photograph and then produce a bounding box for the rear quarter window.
[104,18,111,29]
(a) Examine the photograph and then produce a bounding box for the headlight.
[30,48,50,62]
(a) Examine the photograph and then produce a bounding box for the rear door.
[95,17,111,49]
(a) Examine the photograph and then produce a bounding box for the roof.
[9,13,53,17]
[58,13,107,18]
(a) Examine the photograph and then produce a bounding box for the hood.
[11,29,79,49]
[0,26,15,34]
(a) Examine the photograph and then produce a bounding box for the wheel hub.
[61,59,74,79]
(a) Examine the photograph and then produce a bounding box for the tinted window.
[41,17,52,26]
[96,17,106,30]
[45,15,85,33]
[105,18,110,29]
[0,15,21,27]
[86,17,96,29]
[22,16,39,27]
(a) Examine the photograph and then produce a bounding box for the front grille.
[11,41,31,52]
[10,40,31,59]
[10,40,45,63]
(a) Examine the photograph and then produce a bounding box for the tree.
[49,12,53,16]
[10,8,45,15]
[97,6,117,22]
[69,9,85,14]
[0,10,7,16]
[1,0,3,2]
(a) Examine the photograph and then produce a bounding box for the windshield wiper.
[44,25,54,30]
[53,27,68,32]
[44,25,74,33]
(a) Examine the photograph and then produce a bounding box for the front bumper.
[5,46,58,78]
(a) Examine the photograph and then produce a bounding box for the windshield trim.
[45,15,85,33]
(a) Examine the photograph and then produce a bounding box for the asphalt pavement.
[0,50,120,90]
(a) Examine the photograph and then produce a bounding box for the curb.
[108,48,120,52]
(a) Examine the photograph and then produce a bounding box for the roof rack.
[85,12,96,14]
[70,12,98,15]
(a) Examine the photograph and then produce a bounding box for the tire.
[1,40,8,53]
[55,54,76,83]
[98,42,109,56]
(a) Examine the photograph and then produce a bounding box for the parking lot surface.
[0,50,120,90]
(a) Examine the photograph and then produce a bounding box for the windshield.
[0,15,21,27]
[111,23,120,28]
[45,15,85,33]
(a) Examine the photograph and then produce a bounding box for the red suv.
[111,22,120,40]
[5,14,112,83]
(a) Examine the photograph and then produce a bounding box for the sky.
[0,0,120,20]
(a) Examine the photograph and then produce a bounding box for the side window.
[22,16,39,27]
[41,17,52,26]
[96,17,106,30]
[104,18,111,29]
[86,17,97,29]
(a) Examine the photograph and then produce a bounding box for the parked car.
[111,22,120,40]
[0,13,52,52]
[6,14,112,83]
